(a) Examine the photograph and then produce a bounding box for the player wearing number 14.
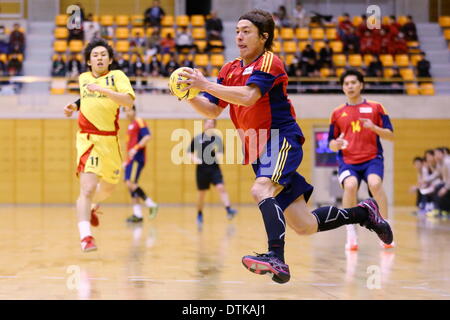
[63,39,135,252]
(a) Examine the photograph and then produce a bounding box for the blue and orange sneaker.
[358,198,394,245]
[242,251,290,284]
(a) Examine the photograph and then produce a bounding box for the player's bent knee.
[251,180,274,202]
[80,184,97,198]
[343,179,358,194]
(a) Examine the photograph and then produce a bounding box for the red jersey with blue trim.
[204,51,303,164]
[328,99,393,164]
[126,117,150,163]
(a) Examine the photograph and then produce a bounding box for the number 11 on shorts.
[89,156,99,167]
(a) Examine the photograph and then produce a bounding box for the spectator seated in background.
[292,2,308,28]
[131,55,146,77]
[148,54,162,77]
[318,40,333,69]
[287,54,302,77]
[67,53,82,77]
[9,23,25,54]
[273,5,291,28]
[384,15,401,39]
[163,53,179,77]
[7,53,22,76]
[83,14,100,43]
[180,56,194,69]
[147,30,161,52]
[115,53,130,75]
[360,30,381,55]
[0,26,9,54]
[366,54,383,78]
[390,32,408,55]
[206,11,224,41]
[401,15,418,41]
[144,0,165,28]
[300,43,319,76]
[416,52,431,80]
[175,26,196,53]
[338,13,353,39]
[51,54,66,76]
[378,29,391,54]
[356,14,369,37]
[160,33,175,54]
[342,26,360,54]
[130,31,147,56]
[144,43,159,62]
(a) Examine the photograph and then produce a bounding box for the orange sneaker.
[90,204,101,227]
[81,236,97,252]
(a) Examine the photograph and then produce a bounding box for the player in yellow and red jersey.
[328,69,395,251]
[64,39,135,252]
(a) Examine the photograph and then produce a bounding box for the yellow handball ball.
[169,67,201,100]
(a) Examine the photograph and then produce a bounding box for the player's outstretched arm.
[187,95,224,119]
[180,68,262,107]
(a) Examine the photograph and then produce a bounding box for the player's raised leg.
[342,176,359,250]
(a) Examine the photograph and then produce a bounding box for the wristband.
[74,99,81,111]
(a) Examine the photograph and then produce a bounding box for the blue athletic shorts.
[124,160,145,183]
[252,131,313,205]
[338,155,384,187]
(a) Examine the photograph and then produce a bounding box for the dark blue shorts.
[252,131,313,207]
[124,160,145,183]
[338,155,384,186]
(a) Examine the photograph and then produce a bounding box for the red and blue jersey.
[328,99,393,164]
[126,117,150,163]
[204,51,303,164]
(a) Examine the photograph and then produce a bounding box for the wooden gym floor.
[0,204,449,300]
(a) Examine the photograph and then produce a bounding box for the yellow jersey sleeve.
[112,70,135,100]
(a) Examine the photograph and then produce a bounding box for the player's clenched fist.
[64,103,77,117]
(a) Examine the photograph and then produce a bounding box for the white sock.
[145,197,157,207]
[78,221,92,240]
[133,204,143,218]
[346,224,357,243]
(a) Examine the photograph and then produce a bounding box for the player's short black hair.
[340,69,365,86]
[238,9,275,51]
[84,38,114,70]
[424,149,435,157]
[413,156,423,163]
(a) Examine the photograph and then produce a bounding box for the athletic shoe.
[226,207,238,220]
[241,251,290,284]
[148,205,158,219]
[126,215,143,223]
[380,240,395,249]
[358,198,394,245]
[90,204,101,227]
[80,236,97,252]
